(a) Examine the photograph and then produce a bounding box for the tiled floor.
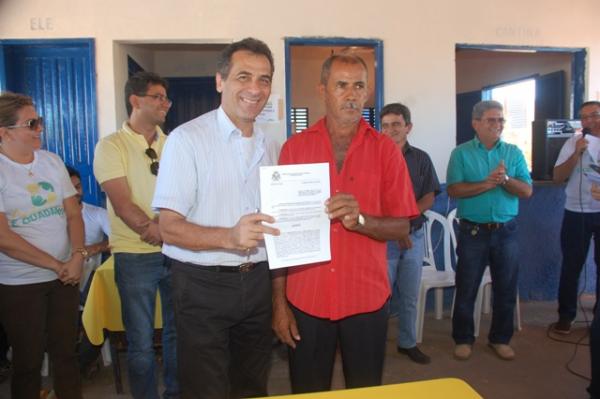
[0,298,594,398]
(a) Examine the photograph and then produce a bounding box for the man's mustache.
[342,102,359,110]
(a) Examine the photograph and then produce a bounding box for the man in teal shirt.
[447,100,532,361]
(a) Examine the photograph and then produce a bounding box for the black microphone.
[583,127,591,137]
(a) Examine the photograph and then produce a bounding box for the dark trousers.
[558,210,600,322]
[171,260,272,399]
[288,302,389,394]
[452,219,519,345]
[590,302,600,398]
[78,269,102,372]
[0,322,8,363]
[0,280,81,399]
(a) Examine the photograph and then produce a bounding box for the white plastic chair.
[416,210,455,343]
[447,209,522,336]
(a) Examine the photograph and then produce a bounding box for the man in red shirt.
[272,53,418,393]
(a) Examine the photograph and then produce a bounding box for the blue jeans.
[114,252,179,399]
[558,210,600,322]
[386,227,425,348]
[452,219,519,345]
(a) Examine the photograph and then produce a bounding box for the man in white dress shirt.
[152,37,279,399]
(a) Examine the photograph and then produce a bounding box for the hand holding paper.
[227,212,279,251]
[325,193,361,230]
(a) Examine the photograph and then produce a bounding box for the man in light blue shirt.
[152,37,280,399]
[447,100,532,361]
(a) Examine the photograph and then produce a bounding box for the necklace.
[0,147,35,176]
[21,162,35,177]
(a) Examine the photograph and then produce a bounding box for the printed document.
[260,163,331,269]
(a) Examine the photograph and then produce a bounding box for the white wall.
[1,0,598,179]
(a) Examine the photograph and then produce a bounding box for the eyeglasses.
[381,121,408,130]
[5,117,44,130]
[140,94,172,106]
[481,117,506,125]
[145,147,159,176]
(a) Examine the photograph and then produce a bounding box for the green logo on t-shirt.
[26,182,57,207]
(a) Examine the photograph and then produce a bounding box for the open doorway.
[114,42,228,133]
[285,38,383,137]
[484,77,536,170]
[455,45,586,176]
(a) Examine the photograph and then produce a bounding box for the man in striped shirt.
[153,38,280,399]
[272,53,418,393]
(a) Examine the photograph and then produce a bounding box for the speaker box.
[532,120,580,180]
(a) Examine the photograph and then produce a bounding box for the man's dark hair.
[124,71,169,116]
[380,102,412,125]
[217,37,274,80]
[66,165,80,179]
[320,53,368,85]
[580,101,600,113]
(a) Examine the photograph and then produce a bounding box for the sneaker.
[488,343,515,360]
[397,346,431,364]
[454,344,472,360]
[552,319,572,335]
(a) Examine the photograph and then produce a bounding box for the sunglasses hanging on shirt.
[145,147,159,176]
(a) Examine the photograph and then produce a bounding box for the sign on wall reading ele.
[30,17,54,31]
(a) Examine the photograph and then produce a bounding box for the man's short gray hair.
[472,100,503,120]
[320,53,368,85]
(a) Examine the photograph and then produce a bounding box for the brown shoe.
[488,343,515,360]
[454,344,472,360]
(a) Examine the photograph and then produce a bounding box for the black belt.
[193,261,266,273]
[461,219,505,231]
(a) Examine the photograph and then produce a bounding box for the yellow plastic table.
[81,256,162,345]
[262,378,482,399]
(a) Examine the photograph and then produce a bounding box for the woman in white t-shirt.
[0,92,84,398]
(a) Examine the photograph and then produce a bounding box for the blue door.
[0,39,100,205]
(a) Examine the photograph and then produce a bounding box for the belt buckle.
[239,262,254,272]
[488,223,501,230]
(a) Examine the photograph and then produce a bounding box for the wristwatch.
[357,213,366,226]
[501,175,510,185]
[72,248,89,258]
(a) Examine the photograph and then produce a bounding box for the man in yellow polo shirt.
[93,71,179,399]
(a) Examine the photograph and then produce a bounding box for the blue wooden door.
[0,39,100,205]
